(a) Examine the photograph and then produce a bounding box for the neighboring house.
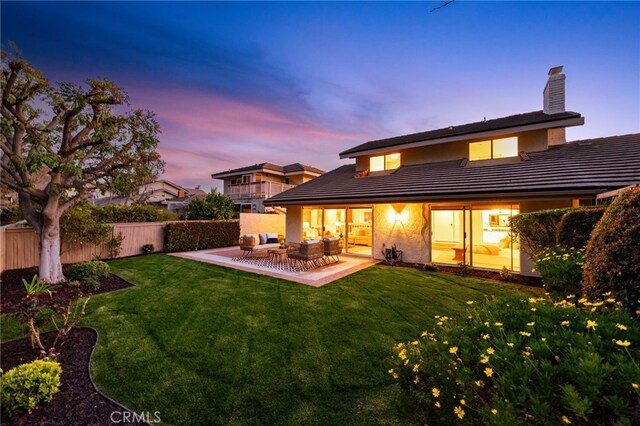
[212,163,324,213]
[264,67,640,276]
[92,180,203,214]
[162,186,207,218]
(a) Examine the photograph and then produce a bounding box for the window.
[370,153,401,172]
[469,137,518,161]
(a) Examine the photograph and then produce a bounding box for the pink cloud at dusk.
[133,88,374,190]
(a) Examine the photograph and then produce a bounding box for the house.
[161,186,207,218]
[212,163,324,213]
[92,180,204,214]
[264,67,640,276]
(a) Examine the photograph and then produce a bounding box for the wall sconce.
[388,204,407,224]
[394,213,402,222]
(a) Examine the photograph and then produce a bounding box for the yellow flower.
[586,320,598,330]
[606,298,616,303]
[530,308,537,312]
[413,376,419,384]
[454,406,465,419]
[522,351,531,357]
[388,369,394,374]
[615,340,631,347]
[443,340,449,345]
[484,367,494,377]
[421,330,428,337]
[519,331,531,337]
[392,373,398,379]
[561,321,570,326]
[562,415,572,424]
[494,322,503,327]
[434,315,440,319]
[413,364,420,372]
[602,291,612,297]
[460,399,466,405]
[432,388,440,398]
[540,337,547,342]
[466,300,475,305]
[506,342,514,347]
[434,401,441,408]
[475,380,484,387]
[491,408,498,415]
[527,322,535,327]
[632,383,638,389]
[486,347,495,355]
[616,323,628,331]
[398,349,407,360]
[480,355,490,364]
[528,297,537,304]
[449,346,459,354]
[481,334,490,340]
[566,294,576,299]
[411,340,419,345]
[437,321,443,326]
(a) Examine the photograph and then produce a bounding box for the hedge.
[89,204,179,223]
[583,187,640,315]
[165,220,240,252]
[556,207,606,250]
[509,208,573,258]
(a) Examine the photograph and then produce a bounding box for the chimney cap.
[548,65,564,76]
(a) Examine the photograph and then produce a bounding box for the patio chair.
[287,240,324,271]
[323,237,342,263]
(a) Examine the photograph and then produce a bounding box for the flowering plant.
[388,295,639,425]
[535,246,585,300]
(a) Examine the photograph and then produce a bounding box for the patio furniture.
[240,233,281,257]
[323,237,342,263]
[287,240,324,271]
[267,248,288,269]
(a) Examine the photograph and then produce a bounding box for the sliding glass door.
[302,207,373,256]
[431,205,520,272]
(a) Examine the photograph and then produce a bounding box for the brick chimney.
[544,66,567,145]
[543,65,565,114]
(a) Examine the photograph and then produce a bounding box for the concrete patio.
[170,246,379,287]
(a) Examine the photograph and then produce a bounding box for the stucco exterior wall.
[239,213,286,237]
[285,206,302,243]
[353,129,549,171]
[373,203,429,264]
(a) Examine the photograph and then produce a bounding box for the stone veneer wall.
[373,203,430,264]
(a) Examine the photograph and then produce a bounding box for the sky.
[2,1,639,192]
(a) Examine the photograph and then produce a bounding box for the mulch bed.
[0,328,147,425]
[1,268,133,312]
[1,268,144,425]
[392,261,543,287]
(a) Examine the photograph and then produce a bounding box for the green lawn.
[2,255,542,425]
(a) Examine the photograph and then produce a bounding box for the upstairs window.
[469,137,518,161]
[370,153,401,172]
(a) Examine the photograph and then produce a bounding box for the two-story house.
[264,67,640,275]
[212,163,324,213]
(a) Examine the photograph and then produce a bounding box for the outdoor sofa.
[239,233,282,256]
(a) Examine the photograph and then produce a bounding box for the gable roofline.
[339,110,583,158]
[212,162,325,179]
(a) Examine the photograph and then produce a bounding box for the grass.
[2,254,542,424]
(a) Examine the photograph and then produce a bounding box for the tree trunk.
[39,217,65,283]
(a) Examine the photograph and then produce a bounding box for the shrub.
[165,220,240,252]
[186,189,235,220]
[90,203,178,223]
[64,261,110,292]
[583,187,640,316]
[535,247,585,300]
[423,262,439,272]
[556,208,606,250]
[142,244,154,254]
[389,296,639,425]
[0,360,62,414]
[509,208,572,258]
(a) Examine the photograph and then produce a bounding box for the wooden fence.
[0,213,286,273]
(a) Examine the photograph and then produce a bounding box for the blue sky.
[2,1,639,190]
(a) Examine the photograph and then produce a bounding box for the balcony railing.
[225,181,295,201]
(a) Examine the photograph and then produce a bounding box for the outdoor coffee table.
[267,248,288,269]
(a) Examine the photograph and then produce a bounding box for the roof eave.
[339,116,585,159]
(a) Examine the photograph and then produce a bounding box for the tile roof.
[266,134,640,205]
[212,162,324,178]
[339,110,583,157]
